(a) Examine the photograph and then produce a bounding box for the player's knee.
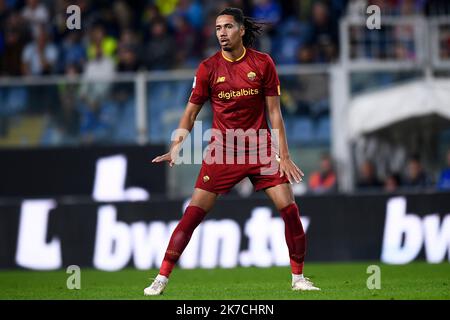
[280,202,299,217]
[280,202,304,230]
[180,205,208,229]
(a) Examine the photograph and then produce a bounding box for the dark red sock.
[279,203,306,275]
[159,205,207,277]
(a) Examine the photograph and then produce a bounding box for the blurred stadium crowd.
[1,0,449,77]
[305,150,450,195]
[0,0,344,77]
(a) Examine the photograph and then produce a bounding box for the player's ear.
[240,24,245,37]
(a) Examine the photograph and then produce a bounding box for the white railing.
[429,16,450,68]
[339,15,450,70]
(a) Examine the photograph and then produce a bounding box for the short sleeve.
[263,55,281,96]
[189,62,210,105]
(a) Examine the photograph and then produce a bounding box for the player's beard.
[221,40,233,51]
[222,41,240,52]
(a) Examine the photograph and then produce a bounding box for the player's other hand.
[279,157,304,184]
[151,150,178,168]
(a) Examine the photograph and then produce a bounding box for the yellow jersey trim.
[221,47,246,62]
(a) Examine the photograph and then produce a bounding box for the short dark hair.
[217,7,264,47]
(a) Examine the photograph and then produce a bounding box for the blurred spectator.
[116,28,142,73]
[141,3,163,29]
[437,149,450,191]
[21,0,49,38]
[384,173,402,193]
[118,28,140,48]
[59,31,86,74]
[77,35,116,145]
[308,153,337,193]
[5,8,30,41]
[171,13,198,68]
[155,0,179,17]
[403,155,433,189]
[1,26,25,76]
[307,1,338,62]
[297,45,315,64]
[398,0,425,16]
[356,160,383,190]
[78,42,118,145]
[79,39,115,105]
[0,0,11,30]
[273,18,305,64]
[117,43,141,72]
[96,5,121,38]
[87,24,117,62]
[393,23,416,60]
[251,0,281,26]
[44,63,81,144]
[112,0,133,31]
[21,26,58,75]
[171,0,204,31]
[143,18,175,70]
[439,25,450,60]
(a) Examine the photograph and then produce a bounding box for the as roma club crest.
[247,71,256,81]
[203,175,210,183]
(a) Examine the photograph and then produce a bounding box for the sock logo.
[218,88,259,99]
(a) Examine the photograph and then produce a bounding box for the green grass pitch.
[0,262,449,300]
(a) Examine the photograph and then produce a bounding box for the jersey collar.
[221,47,246,63]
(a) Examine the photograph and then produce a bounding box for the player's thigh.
[189,187,219,213]
[264,183,295,211]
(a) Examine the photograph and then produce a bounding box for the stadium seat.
[290,118,314,143]
[315,116,331,143]
[0,88,28,116]
[114,100,136,143]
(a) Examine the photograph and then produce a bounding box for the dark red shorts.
[194,159,290,194]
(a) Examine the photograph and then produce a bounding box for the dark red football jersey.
[189,47,280,156]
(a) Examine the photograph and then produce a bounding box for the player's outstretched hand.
[152,152,176,167]
[279,157,304,184]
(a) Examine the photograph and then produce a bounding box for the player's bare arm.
[152,101,202,167]
[265,95,304,184]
